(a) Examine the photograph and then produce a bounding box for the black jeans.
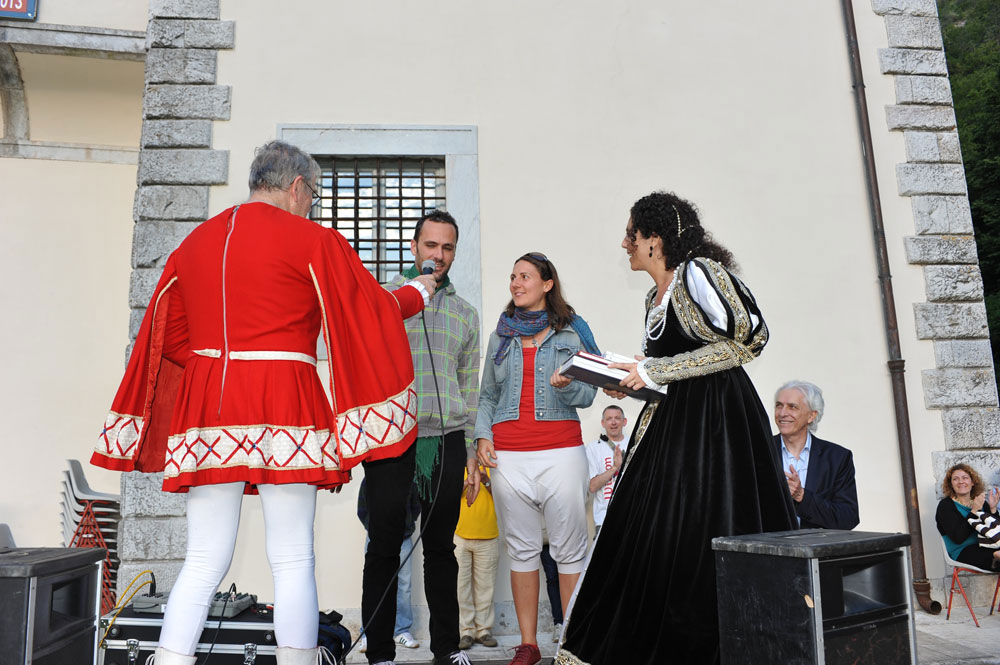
[417,430,467,658]
[361,432,467,662]
[361,443,416,664]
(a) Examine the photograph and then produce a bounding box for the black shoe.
[432,650,474,665]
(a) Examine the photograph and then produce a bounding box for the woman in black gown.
[555,192,795,665]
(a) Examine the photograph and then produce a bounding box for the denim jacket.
[473,327,597,442]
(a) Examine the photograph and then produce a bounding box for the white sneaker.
[357,635,367,653]
[552,622,563,642]
[394,631,420,648]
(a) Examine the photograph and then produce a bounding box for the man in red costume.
[92,140,436,665]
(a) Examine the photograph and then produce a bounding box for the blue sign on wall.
[0,0,38,21]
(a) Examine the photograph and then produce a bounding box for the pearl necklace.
[643,266,680,355]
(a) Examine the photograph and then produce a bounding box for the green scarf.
[402,263,451,290]
[403,264,448,498]
[414,435,440,500]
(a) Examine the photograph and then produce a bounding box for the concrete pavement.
[343,605,1000,665]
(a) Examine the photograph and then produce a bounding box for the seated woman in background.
[936,463,1000,570]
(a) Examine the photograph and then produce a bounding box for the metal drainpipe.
[838,0,942,614]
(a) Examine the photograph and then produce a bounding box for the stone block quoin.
[149,0,221,20]
[122,0,232,596]
[142,120,213,148]
[872,0,1000,438]
[146,48,218,84]
[147,19,235,49]
[872,0,939,17]
[132,0,233,279]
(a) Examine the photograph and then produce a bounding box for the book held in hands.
[558,351,667,401]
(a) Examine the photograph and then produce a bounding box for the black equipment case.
[98,604,277,664]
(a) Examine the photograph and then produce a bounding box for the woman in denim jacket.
[474,252,599,665]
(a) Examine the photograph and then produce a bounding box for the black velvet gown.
[556,259,796,665]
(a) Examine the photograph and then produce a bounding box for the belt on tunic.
[192,349,317,366]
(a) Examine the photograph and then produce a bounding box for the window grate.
[311,156,446,282]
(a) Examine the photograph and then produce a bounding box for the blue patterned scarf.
[494,308,600,364]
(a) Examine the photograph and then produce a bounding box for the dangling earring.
[648,246,653,258]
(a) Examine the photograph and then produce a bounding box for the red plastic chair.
[941,539,1000,627]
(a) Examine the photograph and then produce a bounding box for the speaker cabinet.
[0,548,105,665]
[713,530,916,665]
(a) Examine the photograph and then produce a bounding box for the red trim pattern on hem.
[162,465,351,494]
[336,385,418,460]
[164,424,339,481]
[96,412,143,460]
[90,451,136,473]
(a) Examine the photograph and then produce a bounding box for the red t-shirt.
[492,347,583,451]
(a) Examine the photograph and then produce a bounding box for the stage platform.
[334,607,1000,665]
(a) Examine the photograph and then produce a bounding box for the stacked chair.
[61,459,121,613]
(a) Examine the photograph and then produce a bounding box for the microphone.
[421,259,436,275]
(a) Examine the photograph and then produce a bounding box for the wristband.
[404,279,431,305]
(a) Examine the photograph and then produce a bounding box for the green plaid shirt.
[388,274,480,451]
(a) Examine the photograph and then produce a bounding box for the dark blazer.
[774,434,860,530]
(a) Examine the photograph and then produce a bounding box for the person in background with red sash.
[91,140,436,665]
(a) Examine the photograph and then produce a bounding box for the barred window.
[311,156,446,282]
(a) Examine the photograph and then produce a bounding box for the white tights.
[158,482,319,655]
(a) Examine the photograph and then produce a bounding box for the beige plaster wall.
[199,0,944,612]
[18,52,144,146]
[0,158,136,547]
[33,0,148,32]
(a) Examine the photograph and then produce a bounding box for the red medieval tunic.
[91,202,424,493]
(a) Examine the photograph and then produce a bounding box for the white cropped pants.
[492,446,589,574]
[158,482,318,655]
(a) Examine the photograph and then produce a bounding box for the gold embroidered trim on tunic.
[641,258,767,386]
[619,401,657,481]
[554,649,591,665]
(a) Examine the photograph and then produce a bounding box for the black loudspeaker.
[0,547,105,665]
[713,530,916,665]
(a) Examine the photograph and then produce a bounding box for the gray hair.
[248,140,320,193]
[775,380,824,433]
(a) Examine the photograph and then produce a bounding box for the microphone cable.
[341,281,452,663]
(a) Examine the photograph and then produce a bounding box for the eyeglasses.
[302,179,321,207]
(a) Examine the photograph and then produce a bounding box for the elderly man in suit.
[773,380,859,530]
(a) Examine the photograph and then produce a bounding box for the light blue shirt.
[780,432,812,526]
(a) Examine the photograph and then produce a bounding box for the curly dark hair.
[504,252,577,331]
[628,191,736,270]
[942,463,985,500]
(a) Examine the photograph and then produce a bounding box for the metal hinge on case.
[243,643,257,664]
[126,639,140,664]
